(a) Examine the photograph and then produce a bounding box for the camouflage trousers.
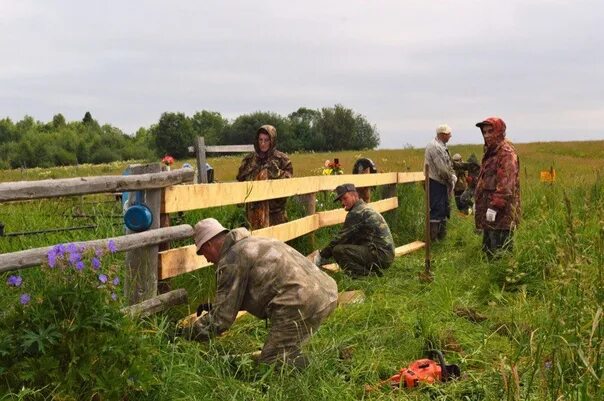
[260,301,337,369]
[332,244,393,277]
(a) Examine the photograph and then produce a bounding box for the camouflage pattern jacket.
[236,125,293,215]
[425,137,456,188]
[320,199,395,263]
[193,228,338,338]
[475,140,521,230]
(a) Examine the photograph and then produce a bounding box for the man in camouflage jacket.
[236,125,293,227]
[474,117,521,257]
[188,218,338,368]
[317,184,395,277]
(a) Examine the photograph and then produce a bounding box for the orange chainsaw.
[366,350,460,392]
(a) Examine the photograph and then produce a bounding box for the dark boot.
[430,222,440,242]
[437,220,447,240]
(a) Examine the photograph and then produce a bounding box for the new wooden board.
[395,241,425,256]
[162,172,408,213]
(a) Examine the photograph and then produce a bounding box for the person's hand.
[486,208,497,222]
[451,174,458,189]
[308,250,325,267]
[196,303,212,317]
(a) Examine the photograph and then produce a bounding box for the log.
[0,169,194,202]
[0,224,193,273]
[205,145,255,153]
[122,288,188,318]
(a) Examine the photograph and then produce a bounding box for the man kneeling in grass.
[186,218,338,369]
[313,183,395,277]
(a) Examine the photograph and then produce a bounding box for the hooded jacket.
[236,125,293,215]
[193,228,338,338]
[474,117,521,230]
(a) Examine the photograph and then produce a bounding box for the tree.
[288,107,322,151]
[190,111,228,145]
[223,112,293,151]
[82,111,94,124]
[52,113,66,128]
[152,112,194,158]
[315,105,379,151]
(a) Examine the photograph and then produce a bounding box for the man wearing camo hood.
[237,125,293,227]
[188,218,338,369]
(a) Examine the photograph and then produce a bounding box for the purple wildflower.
[111,292,118,301]
[20,293,31,305]
[68,252,81,266]
[98,274,108,284]
[112,276,120,286]
[107,240,117,254]
[53,244,66,257]
[92,257,101,270]
[75,261,85,271]
[66,243,78,254]
[7,275,23,287]
[47,250,57,268]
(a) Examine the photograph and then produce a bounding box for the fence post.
[195,136,208,184]
[124,163,161,305]
[300,192,317,248]
[423,163,432,278]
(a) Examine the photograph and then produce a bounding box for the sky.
[1,0,603,148]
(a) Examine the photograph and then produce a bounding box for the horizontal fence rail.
[158,197,400,279]
[0,169,194,202]
[163,171,423,213]
[0,224,193,273]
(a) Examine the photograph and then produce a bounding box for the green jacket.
[320,199,395,263]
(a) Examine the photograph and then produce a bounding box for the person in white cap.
[185,218,338,369]
[424,124,457,241]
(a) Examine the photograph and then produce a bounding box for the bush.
[0,242,157,400]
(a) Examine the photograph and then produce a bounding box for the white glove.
[486,208,497,222]
[451,174,458,188]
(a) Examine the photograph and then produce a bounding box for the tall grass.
[1,141,603,400]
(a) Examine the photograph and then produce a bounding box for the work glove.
[486,208,497,222]
[196,303,213,317]
[451,174,458,188]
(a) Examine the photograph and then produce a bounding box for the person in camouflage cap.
[315,184,395,277]
[474,117,521,258]
[237,125,293,227]
[187,218,338,369]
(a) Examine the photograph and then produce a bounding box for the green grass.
[1,141,603,400]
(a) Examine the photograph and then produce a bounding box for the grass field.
[1,140,602,400]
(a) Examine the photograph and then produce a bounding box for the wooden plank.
[122,288,188,318]
[205,145,255,153]
[0,169,194,202]
[159,245,212,280]
[395,241,425,256]
[318,197,398,227]
[196,137,208,184]
[162,173,400,213]
[158,216,320,279]
[178,310,249,329]
[337,290,365,306]
[398,171,425,184]
[0,224,193,274]
[321,263,340,273]
[158,199,397,279]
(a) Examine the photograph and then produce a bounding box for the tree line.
[0,105,380,169]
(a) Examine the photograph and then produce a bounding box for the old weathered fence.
[0,164,426,314]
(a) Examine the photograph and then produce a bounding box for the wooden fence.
[0,165,426,312]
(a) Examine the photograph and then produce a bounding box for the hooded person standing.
[187,218,338,369]
[474,117,520,258]
[424,124,457,241]
[237,125,293,227]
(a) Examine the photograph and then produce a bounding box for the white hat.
[436,124,452,135]
[194,218,228,255]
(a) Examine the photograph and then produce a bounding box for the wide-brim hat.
[194,218,228,255]
[334,183,357,202]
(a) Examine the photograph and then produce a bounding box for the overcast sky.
[1,0,602,148]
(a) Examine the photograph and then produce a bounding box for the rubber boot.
[437,220,447,241]
[429,222,440,242]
